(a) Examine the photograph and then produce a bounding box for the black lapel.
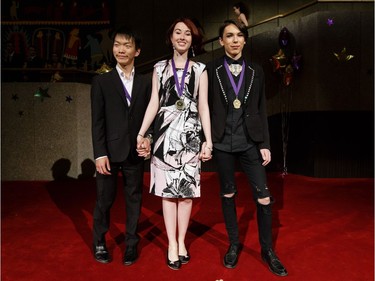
[111,69,129,108]
[129,72,142,111]
[215,58,230,104]
[243,61,255,105]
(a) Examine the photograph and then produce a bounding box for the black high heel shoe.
[178,251,190,264]
[167,250,181,270]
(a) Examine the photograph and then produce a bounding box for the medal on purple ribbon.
[175,99,185,110]
[233,98,241,109]
[224,59,245,109]
[172,58,189,111]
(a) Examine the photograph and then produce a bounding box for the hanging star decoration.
[333,47,354,62]
[96,62,112,74]
[66,96,73,103]
[278,27,291,48]
[269,27,302,87]
[51,72,64,83]
[11,94,19,101]
[283,64,294,86]
[34,87,51,101]
[270,49,287,72]
[291,53,302,71]
[327,18,334,26]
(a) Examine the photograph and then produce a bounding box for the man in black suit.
[91,26,151,266]
[206,20,288,276]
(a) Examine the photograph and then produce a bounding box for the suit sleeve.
[91,75,108,159]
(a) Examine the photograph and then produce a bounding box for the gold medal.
[176,99,185,110]
[233,98,241,109]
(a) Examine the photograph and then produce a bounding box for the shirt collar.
[225,55,244,65]
[116,64,135,80]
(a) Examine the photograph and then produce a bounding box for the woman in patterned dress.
[137,17,212,270]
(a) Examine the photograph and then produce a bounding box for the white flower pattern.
[150,60,205,198]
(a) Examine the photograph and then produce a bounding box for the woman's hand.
[199,141,213,162]
[136,135,151,158]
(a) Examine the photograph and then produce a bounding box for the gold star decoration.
[96,62,112,74]
[333,47,354,62]
[270,49,287,72]
[51,72,63,82]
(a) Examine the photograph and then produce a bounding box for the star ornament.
[34,87,51,101]
[327,18,334,26]
[291,53,302,71]
[270,49,287,72]
[283,64,294,86]
[333,47,354,62]
[66,96,73,103]
[96,62,112,74]
[278,27,290,48]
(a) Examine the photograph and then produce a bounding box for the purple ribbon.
[171,58,189,98]
[224,59,245,99]
[122,84,132,104]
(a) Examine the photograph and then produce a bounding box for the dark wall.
[111,0,321,65]
[268,111,374,178]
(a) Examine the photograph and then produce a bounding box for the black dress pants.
[214,146,273,250]
[92,160,144,247]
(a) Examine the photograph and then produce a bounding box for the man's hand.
[260,148,271,166]
[96,157,111,175]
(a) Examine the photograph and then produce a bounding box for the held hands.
[136,135,151,158]
[96,157,111,175]
[260,148,271,166]
[199,142,213,162]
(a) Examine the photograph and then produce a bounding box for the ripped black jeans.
[214,146,273,251]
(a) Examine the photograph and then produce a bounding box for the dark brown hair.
[165,17,203,55]
[219,20,248,41]
[233,2,249,19]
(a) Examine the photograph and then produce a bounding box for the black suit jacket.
[207,56,270,150]
[91,69,151,164]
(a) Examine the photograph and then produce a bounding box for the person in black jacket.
[91,26,151,266]
[206,20,287,277]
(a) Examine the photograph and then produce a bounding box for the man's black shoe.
[123,245,138,266]
[261,249,288,276]
[93,244,111,264]
[223,244,240,268]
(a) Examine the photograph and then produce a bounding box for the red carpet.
[1,172,374,281]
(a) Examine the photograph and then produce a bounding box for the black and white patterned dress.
[150,59,206,198]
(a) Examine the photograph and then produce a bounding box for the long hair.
[233,2,249,20]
